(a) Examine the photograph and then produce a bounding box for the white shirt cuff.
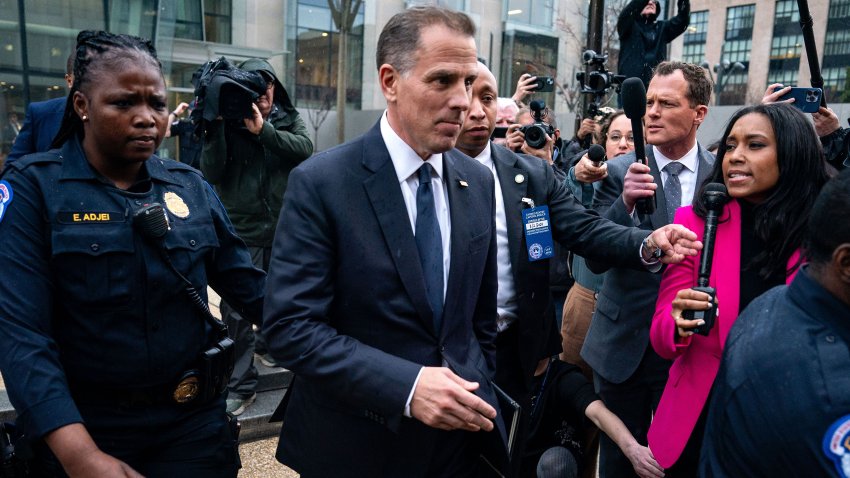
[403,367,425,417]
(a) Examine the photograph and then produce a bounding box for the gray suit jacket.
[580,145,715,384]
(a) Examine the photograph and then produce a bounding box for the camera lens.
[524,125,547,149]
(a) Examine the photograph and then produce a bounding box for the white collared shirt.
[472,143,519,332]
[381,112,451,298]
[381,113,450,418]
[652,142,700,208]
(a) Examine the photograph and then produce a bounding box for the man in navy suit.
[6,54,74,168]
[263,7,506,477]
[455,62,699,476]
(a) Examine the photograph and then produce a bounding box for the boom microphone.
[588,144,606,167]
[621,77,655,215]
[687,183,730,336]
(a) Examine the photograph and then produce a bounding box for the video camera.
[189,57,268,138]
[576,50,625,118]
[520,100,556,149]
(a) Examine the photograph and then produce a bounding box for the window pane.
[160,0,203,41]
[295,0,363,109]
[204,0,231,43]
[824,0,850,100]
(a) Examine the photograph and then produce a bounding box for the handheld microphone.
[686,183,730,336]
[621,77,656,216]
[588,144,606,167]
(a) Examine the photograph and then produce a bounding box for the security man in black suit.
[454,62,701,476]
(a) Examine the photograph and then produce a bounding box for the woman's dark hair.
[51,30,162,149]
[693,102,831,279]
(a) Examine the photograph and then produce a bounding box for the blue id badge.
[522,205,554,261]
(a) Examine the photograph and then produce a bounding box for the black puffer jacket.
[617,0,690,86]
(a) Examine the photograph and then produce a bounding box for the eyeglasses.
[607,133,635,144]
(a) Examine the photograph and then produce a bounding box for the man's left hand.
[647,224,703,264]
[244,103,264,135]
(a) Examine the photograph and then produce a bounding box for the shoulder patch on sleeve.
[0,180,14,223]
[823,414,850,477]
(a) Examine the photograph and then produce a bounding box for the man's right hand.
[505,124,525,152]
[512,74,538,106]
[410,367,497,432]
[622,161,656,212]
[575,155,608,183]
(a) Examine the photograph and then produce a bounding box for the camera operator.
[201,58,313,417]
[506,104,566,169]
[617,0,690,91]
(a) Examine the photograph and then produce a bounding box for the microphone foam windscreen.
[703,182,730,210]
[588,144,606,162]
[621,77,647,120]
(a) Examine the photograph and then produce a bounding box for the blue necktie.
[664,161,684,224]
[415,164,444,332]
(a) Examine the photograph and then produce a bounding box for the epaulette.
[152,156,205,178]
[0,150,62,178]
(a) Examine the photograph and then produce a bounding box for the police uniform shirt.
[700,267,850,477]
[0,136,265,439]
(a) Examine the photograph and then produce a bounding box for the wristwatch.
[641,235,663,262]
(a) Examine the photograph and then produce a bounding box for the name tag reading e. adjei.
[57,211,124,224]
[522,205,554,262]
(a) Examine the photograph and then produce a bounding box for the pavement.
[238,438,299,477]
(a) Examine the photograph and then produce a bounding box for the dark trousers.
[223,246,270,398]
[494,323,527,477]
[29,398,239,477]
[593,347,669,478]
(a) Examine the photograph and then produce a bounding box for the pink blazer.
[647,201,800,468]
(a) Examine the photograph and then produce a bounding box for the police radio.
[133,203,235,404]
[684,183,729,335]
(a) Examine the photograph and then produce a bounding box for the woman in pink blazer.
[647,103,831,476]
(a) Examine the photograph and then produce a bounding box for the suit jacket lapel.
[442,150,473,338]
[491,145,528,279]
[647,148,669,228]
[694,146,714,199]
[361,124,436,334]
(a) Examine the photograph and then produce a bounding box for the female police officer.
[0,31,265,476]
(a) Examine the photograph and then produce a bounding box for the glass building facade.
[682,10,708,65]
[718,4,754,105]
[823,0,850,101]
[767,0,801,86]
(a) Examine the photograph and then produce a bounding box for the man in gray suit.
[581,61,715,478]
